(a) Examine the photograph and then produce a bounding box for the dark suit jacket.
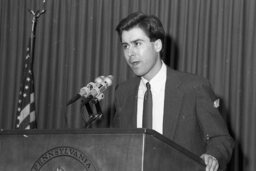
[112,67,234,169]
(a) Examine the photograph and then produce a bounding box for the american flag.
[16,44,37,129]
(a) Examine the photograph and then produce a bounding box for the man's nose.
[127,46,135,57]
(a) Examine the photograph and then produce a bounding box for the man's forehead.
[121,27,149,43]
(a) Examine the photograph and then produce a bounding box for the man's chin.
[131,69,144,77]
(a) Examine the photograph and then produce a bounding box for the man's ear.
[154,39,162,52]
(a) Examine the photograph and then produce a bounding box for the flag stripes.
[16,45,36,129]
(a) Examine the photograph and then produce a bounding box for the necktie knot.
[146,82,151,90]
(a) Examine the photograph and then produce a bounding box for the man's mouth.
[130,61,140,67]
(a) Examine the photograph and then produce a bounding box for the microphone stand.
[80,98,103,128]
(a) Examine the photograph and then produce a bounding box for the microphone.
[66,75,113,106]
[66,82,94,106]
[89,75,113,101]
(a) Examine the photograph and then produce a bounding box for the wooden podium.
[0,129,205,171]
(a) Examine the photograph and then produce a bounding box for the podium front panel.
[0,129,205,171]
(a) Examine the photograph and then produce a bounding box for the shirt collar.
[141,61,167,92]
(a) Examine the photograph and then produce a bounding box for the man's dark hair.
[116,12,166,58]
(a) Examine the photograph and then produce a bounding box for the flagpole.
[28,0,46,64]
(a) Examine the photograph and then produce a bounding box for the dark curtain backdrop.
[0,0,255,170]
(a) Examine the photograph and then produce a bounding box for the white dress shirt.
[137,62,167,134]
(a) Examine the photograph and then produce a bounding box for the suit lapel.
[123,78,140,128]
[163,68,184,139]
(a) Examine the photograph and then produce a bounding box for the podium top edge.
[0,128,158,136]
[0,128,164,143]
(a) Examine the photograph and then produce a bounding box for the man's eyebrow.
[121,39,144,44]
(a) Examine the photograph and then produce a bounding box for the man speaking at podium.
[111,12,234,171]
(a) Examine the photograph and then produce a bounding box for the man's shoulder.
[115,76,140,92]
[167,68,211,89]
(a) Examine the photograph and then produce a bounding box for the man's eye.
[135,42,142,46]
[122,44,129,49]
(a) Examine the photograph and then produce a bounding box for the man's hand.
[200,154,219,171]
